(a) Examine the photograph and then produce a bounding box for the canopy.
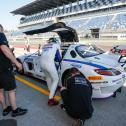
[11,0,80,16]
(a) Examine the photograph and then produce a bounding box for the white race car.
[16,22,126,98]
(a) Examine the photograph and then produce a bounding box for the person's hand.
[15,62,22,71]
[60,86,67,92]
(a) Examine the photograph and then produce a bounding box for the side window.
[62,49,67,58]
[70,50,77,58]
[27,62,34,70]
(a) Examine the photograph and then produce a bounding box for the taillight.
[95,69,121,76]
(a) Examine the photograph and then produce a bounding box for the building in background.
[9,0,126,46]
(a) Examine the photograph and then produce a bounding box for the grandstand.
[11,0,126,45]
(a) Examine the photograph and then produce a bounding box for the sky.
[0,0,34,30]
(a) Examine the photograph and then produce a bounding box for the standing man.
[24,36,30,53]
[40,38,62,106]
[60,68,94,126]
[0,24,27,117]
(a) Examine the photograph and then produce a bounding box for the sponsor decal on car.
[24,58,33,62]
[71,63,82,68]
[91,81,108,84]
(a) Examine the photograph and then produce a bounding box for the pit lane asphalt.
[0,74,126,126]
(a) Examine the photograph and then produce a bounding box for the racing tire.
[62,69,71,87]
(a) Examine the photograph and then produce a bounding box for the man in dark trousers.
[60,68,93,126]
[0,24,27,117]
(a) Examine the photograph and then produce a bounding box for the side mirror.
[70,50,77,58]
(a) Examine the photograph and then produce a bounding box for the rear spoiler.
[111,47,126,67]
[118,55,126,67]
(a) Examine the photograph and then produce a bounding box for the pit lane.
[0,73,126,126]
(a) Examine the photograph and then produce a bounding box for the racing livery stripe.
[63,59,107,69]
[43,46,52,49]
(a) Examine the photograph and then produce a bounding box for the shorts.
[0,69,16,91]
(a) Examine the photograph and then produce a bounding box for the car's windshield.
[75,44,105,58]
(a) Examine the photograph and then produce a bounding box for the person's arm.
[60,87,68,107]
[55,49,62,62]
[0,45,22,71]
[57,44,62,59]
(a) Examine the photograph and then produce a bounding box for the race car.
[16,22,126,98]
[110,45,126,55]
[110,45,126,69]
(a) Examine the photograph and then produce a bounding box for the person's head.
[0,24,4,32]
[70,67,81,76]
[48,37,58,44]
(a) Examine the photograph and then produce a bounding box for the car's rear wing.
[110,47,126,67]
[24,22,79,43]
[118,55,126,67]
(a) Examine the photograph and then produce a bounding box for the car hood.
[88,52,120,68]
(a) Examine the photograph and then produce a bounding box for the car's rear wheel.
[62,69,71,87]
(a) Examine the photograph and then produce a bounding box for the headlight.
[95,68,121,76]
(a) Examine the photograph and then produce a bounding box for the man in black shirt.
[60,68,93,126]
[0,24,27,117]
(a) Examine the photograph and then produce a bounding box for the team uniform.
[40,42,61,105]
[0,31,28,117]
[0,32,16,91]
[61,74,93,122]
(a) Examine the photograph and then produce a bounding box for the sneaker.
[48,98,59,106]
[11,107,28,117]
[74,119,85,126]
[78,119,85,126]
[60,104,66,111]
[3,106,12,116]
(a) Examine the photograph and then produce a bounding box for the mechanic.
[24,36,30,53]
[40,37,62,106]
[0,24,27,117]
[60,68,94,126]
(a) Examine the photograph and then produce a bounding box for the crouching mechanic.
[40,38,62,106]
[60,68,94,126]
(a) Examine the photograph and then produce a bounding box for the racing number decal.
[88,76,103,80]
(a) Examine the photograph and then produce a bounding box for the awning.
[11,0,81,16]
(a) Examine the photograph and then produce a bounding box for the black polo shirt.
[0,32,12,71]
[61,74,93,119]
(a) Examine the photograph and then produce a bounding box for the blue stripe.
[43,47,52,49]
[63,59,107,69]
